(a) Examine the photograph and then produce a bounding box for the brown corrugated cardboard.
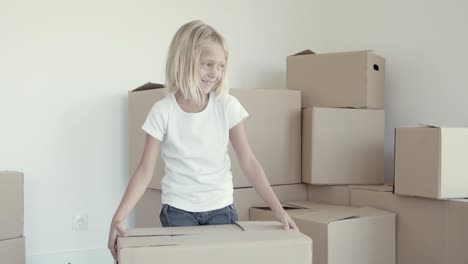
[0,171,23,240]
[135,184,307,227]
[128,83,168,190]
[129,83,302,190]
[235,184,307,221]
[250,201,395,264]
[287,50,385,108]
[447,199,468,264]
[394,125,468,199]
[306,184,393,206]
[117,221,312,264]
[0,237,25,264]
[306,185,351,206]
[351,186,449,264]
[302,107,384,184]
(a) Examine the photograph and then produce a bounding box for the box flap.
[131,82,165,92]
[234,221,284,231]
[294,209,359,224]
[291,49,316,56]
[251,204,320,218]
[417,123,443,128]
[349,185,393,192]
[283,200,350,211]
[125,221,285,238]
[125,227,199,237]
[119,222,310,249]
[294,206,392,224]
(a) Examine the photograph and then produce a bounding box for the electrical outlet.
[72,214,88,231]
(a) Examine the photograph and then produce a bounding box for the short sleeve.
[227,95,249,129]
[141,101,167,141]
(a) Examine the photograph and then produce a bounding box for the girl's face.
[198,44,226,94]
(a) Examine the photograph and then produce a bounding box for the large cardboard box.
[287,50,385,109]
[250,201,395,264]
[306,184,392,206]
[117,221,312,264]
[394,125,468,199]
[135,184,307,227]
[302,107,384,184]
[306,185,351,206]
[128,83,168,190]
[447,199,468,264]
[0,237,25,264]
[350,186,463,264]
[0,171,23,240]
[129,83,302,189]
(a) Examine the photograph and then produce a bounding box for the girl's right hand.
[108,219,127,261]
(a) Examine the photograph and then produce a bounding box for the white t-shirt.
[142,92,249,212]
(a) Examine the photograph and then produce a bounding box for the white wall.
[319,0,468,180]
[1,0,320,263]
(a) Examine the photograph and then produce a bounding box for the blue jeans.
[160,204,239,227]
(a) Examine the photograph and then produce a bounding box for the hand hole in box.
[373,64,379,71]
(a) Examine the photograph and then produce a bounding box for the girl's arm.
[108,133,161,259]
[229,121,298,230]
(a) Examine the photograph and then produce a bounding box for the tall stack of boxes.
[128,83,307,227]
[296,51,468,264]
[0,171,25,264]
[288,50,385,185]
[247,50,395,264]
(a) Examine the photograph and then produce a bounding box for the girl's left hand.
[273,209,299,231]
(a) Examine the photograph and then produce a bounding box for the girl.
[108,20,297,260]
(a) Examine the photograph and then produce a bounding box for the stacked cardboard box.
[0,171,25,264]
[394,125,468,199]
[128,84,307,226]
[308,184,468,264]
[288,50,385,185]
[250,201,395,264]
[305,126,468,264]
[282,50,398,264]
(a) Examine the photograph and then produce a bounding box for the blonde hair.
[165,20,229,105]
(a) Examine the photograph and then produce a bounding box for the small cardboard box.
[0,171,24,240]
[0,237,25,264]
[250,201,395,264]
[117,221,312,264]
[287,50,385,109]
[302,107,384,184]
[135,184,307,227]
[394,125,468,199]
[129,83,302,189]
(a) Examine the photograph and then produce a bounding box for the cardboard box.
[0,171,23,240]
[128,83,168,190]
[117,221,312,264]
[135,184,307,227]
[0,237,25,264]
[250,201,395,264]
[351,186,454,264]
[306,184,393,206]
[306,185,351,206]
[287,50,385,109]
[394,125,468,199]
[234,184,307,221]
[447,199,468,264]
[302,107,384,184]
[129,83,302,189]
